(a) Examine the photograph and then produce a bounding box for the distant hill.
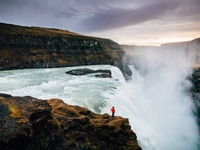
[120,45,159,56]
[0,22,132,79]
[121,38,200,69]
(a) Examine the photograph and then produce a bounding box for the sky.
[0,0,200,46]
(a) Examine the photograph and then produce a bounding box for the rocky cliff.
[0,22,132,80]
[121,38,200,71]
[190,68,200,131]
[0,93,141,150]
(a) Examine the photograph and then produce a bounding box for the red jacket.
[111,107,115,113]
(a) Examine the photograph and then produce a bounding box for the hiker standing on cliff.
[111,106,115,119]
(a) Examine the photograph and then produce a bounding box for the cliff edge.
[0,93,141,150]
[0,22,132,80]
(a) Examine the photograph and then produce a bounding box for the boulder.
[66,68,112,78]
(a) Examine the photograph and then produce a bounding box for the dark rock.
[66,68,112,78]
[189,68,200,132]
[95,73,111,78]
[0,95,141,150]
[0,22,132,80]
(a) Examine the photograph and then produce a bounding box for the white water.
[0,65,199,150]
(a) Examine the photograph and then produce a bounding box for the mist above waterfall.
[124,41,200,149]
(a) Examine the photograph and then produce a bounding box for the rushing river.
[0,65,199,150]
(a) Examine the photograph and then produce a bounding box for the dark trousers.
[112,112,114,119]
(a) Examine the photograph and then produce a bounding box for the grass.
[0,22,114,44]
[0,22,80,37]
[0,97,22,118]
[47,98,81,117]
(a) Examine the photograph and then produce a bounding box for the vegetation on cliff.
[0,93,141,150]
[0,22,132,79]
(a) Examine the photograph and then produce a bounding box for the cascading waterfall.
[110,65,199,150]
[0,64,199,149]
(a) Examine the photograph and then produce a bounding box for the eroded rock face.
[66,68,112,78]
[0,93,141,150]
[190,68,200,131]
[0,23,132,80]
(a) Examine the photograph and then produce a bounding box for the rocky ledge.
[0,93,141,150]
[66,68,112,78]
[0,22,132,80]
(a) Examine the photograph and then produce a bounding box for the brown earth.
[0,93,141,150]
[0,22,132,80]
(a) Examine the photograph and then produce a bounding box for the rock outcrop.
[66,68,111,78]
[0,93,141,150]
[189,68,200,131]
[0,22,132,80]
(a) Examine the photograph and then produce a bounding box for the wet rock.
[66,68,112,78]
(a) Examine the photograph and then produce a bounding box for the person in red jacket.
[111,106,115,119]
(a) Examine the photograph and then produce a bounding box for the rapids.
[0,65,199,150]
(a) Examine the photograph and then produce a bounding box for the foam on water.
[0,65,199,149]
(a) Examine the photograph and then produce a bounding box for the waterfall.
[110,66,126,83]
[105,65,199,150]
[0,64,199,149]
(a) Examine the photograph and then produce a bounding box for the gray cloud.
[0,0,199,45]
[55,8,78,19]
[0,0,178,30]
[74,0,200,33]
[78,1,180,32]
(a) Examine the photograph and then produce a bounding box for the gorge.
[0,22,200,149]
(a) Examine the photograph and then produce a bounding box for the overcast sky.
[0,0,200,46]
